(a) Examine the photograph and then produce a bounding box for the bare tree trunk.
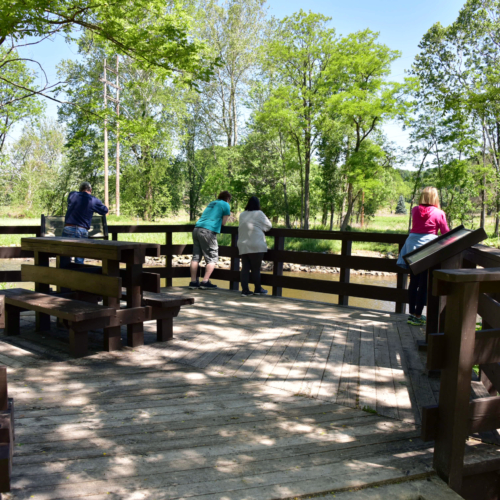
[329,203,335,231]
[341,183,354,231]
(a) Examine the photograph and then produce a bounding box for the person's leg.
[60,226,76,268]
[202,263,216,282]
[408,273,419,316]
[415,272,428,318]
[199,229,218,285]
[190,229,201,284]
[74,227,88,264]
[241,254,250,292]
[249,253,264,293]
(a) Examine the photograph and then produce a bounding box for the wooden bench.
[122,292,194,342]
[3,290,116,357]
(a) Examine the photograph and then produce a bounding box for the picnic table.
[2,237,194,357]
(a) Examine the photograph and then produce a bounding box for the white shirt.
[237,210,272,255]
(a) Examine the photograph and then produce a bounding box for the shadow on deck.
[0,288,497,499]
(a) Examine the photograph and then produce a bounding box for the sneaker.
[254,288,268,295]
[188,281,200,289]
[241,290,253,297]
[407,315,416,324]
[408,317,426,326]
[200,281,218,290]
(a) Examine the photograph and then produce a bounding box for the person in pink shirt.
[397,187,450,326]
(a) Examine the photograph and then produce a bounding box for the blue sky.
[15,0,466,151]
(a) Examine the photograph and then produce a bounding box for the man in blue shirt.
[63,181,109,264]
[189,191,231,289]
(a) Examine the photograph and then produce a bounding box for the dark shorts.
[192,227,218,264]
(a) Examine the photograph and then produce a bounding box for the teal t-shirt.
[195,200,231,233]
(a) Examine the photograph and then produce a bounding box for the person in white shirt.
[237,196,272,296]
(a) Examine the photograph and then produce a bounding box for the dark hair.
[245,196,261,212]
[79,181,92,192]
[218,191,232,202]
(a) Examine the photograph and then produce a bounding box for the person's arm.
[93,197,109,215]
[260,211,272,231]
[439,211,450,234]
[221,201,231,226]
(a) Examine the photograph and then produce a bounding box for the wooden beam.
[0,368,6,412]
[22,265,122,298]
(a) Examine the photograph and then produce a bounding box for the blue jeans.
[61,226,88,265]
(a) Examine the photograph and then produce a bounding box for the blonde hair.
[419,186,440,208]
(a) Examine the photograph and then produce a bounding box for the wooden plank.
[21,265,122,298]
[316,323,348,401]
[374,325,398,419]
[4,291,115,322]
[386,322,419,424]
[336,324,361,408]
[397,321,437,420]
[299,326,337,398]
[478,294,500,330]
[0,367,7,411]
[358,323,377,413]
[281,324,323,395]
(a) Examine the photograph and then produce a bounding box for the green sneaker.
[409,317,426,326]
[407,315,416,324]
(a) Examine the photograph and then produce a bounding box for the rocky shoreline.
[144,254,397,277]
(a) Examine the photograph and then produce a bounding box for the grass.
[0,211,499,254]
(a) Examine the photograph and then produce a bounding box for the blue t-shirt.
[195,200,231,234]
[64,191,109,230]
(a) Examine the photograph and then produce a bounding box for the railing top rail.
[0,226,40,235]
[434,268,500,283]
[105,224,408,244]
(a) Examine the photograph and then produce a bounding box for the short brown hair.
[419,186,440,208]
[218,191,232,202]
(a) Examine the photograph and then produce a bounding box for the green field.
[0,213,498,254]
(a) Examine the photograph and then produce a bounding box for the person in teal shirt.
[189,191,232,289]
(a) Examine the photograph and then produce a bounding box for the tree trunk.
[341,183,354,231]
[304,146,311,230]
[330,202,335,231]
[322,205,328,226]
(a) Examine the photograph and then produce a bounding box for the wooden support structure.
[421,268,500,497]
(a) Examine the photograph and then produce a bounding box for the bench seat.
[3,290,116,357]
[141,293,194,342]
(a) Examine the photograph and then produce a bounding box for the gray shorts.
[192,227,218,264]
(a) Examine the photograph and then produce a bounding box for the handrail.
[0,223,409,312]
[421,268,500,495]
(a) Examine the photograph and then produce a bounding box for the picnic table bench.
[0,237,194,357]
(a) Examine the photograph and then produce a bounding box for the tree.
[327,30,406,230]
[2,117,67,214]
[196,0,267,148]
[0,0,215,107]
[395,195,407,214]
[259,10,337,229]
[58,38,189,219]
[0,46,43,153]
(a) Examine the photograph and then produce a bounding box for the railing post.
[273,235,284,297]
[395,242,408,314]
[166,232,173,287]
[229,232,240,291]
[112,233,118,241]
[433,277,480,492]
[338,239,352,306]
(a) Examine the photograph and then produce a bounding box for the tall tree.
[260,10,336,229]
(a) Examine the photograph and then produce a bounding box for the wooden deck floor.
[0,288,498,499]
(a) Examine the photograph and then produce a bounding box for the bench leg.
[104,326,122,352]
[157,318,173,342]
[68,326,88,358]
[4,306,20,336]
[127,323,144,348]
[36,312,51,332]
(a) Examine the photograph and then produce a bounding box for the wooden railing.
[422,267,500,498]
[0,224,410,312]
